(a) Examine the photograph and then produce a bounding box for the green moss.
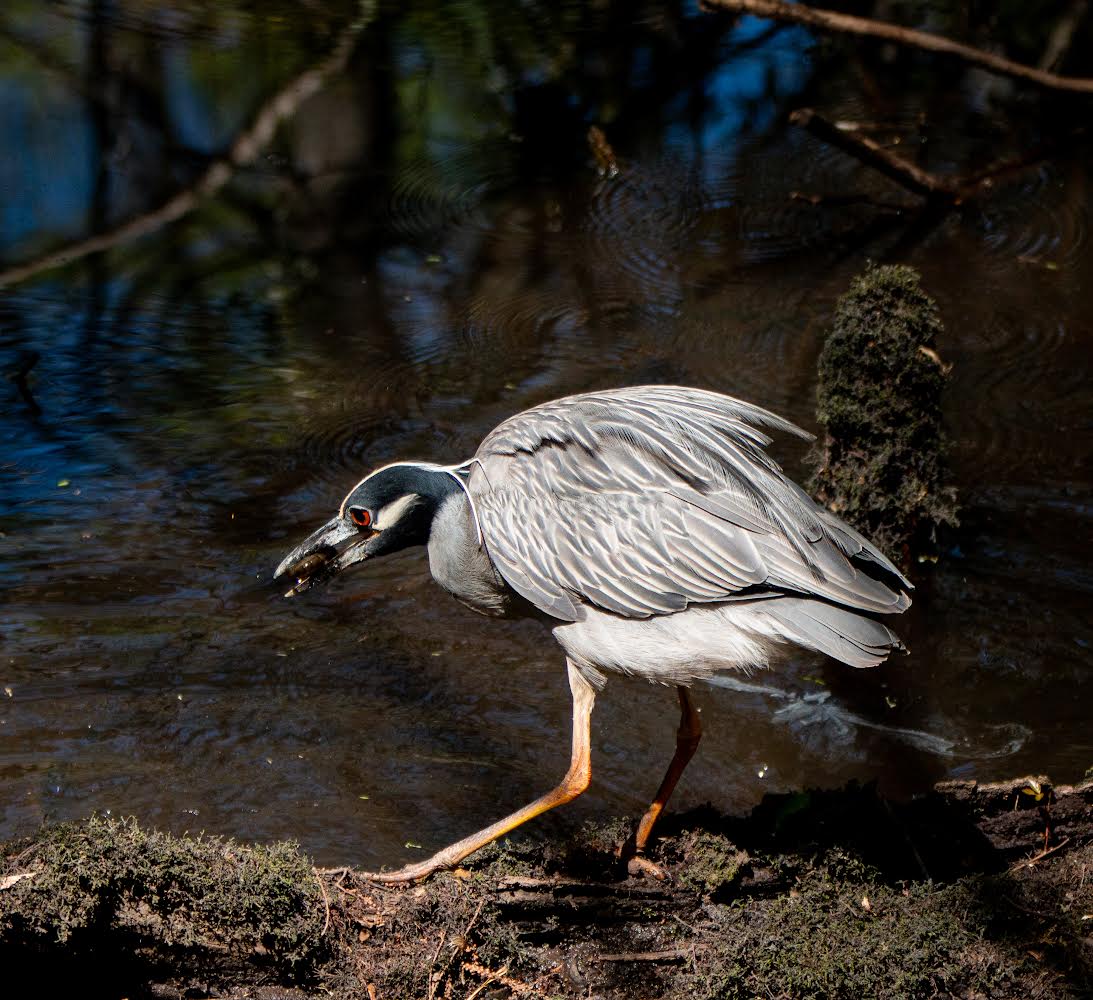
[686,855,1057,999]
[674,830,749,895]
[6,811,1087,998]
[809,263,958,562]
[1,815,325,971]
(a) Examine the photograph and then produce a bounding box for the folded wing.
[467,386,911,623]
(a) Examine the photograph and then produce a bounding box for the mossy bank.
[3,776,1090,998]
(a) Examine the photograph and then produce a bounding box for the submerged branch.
[789,108,957,200]
[0,2,376,289]
[700,0,1093,94]
[788,108,1077,205]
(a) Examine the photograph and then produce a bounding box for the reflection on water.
[708,674,1031,760]
[1,0,1090,867]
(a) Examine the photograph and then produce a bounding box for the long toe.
[626,854,671,881]
[362,863,440,884]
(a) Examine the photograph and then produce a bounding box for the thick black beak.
[274,516,371,596]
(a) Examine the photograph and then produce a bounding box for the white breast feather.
[553,603,791,688]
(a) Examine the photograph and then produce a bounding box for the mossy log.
[809,263,958,565]
[3,776,1091,998]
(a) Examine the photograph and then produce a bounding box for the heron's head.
[274,462,460,596]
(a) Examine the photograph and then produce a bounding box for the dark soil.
[3,775,1091,999]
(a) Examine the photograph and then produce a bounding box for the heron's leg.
[626,687,701,878]
[364,659,596,884]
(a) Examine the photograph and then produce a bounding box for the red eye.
[349,506,372,529]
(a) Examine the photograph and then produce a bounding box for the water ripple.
[582,159,705,317]
[970,164,1089,273]
[386,144,515,240]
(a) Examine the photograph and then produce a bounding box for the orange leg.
[365,659,596,883]
[627,687,701,878]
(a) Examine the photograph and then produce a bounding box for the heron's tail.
[760,596,906,669]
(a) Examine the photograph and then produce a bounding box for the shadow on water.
[0,0,1090,867]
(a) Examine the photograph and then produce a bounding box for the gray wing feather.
[482,504,581,620]
[761,597,906,669]
[468,386,911,621]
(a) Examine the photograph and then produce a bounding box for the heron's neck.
[427,491,512,617]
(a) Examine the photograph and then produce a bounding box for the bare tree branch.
[700,0,1093,94]
[0,2,376,289]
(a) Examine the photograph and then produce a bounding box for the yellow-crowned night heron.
[276,386,911,882]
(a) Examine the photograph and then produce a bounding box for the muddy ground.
[2,775,1091,999]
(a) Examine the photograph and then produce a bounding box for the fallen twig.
[494,874,669,898]
[1010,836,1072,873]
[0,872,36,891]
[316,871,332,936]
[430,899,485,999]
[425,930,447,1000]
[462,961,533,998]
[590,946,696,963]
[700,0,1093,94]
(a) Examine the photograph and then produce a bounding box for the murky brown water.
[1,1,1090,868]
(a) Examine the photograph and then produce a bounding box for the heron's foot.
[626,853,670,881]
[359,859,450,884]
[615,835,670,881]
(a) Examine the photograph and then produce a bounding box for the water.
[1,0,1090,868]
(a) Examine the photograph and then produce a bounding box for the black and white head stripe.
[338,461,484,543]
[371,492,420,529]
